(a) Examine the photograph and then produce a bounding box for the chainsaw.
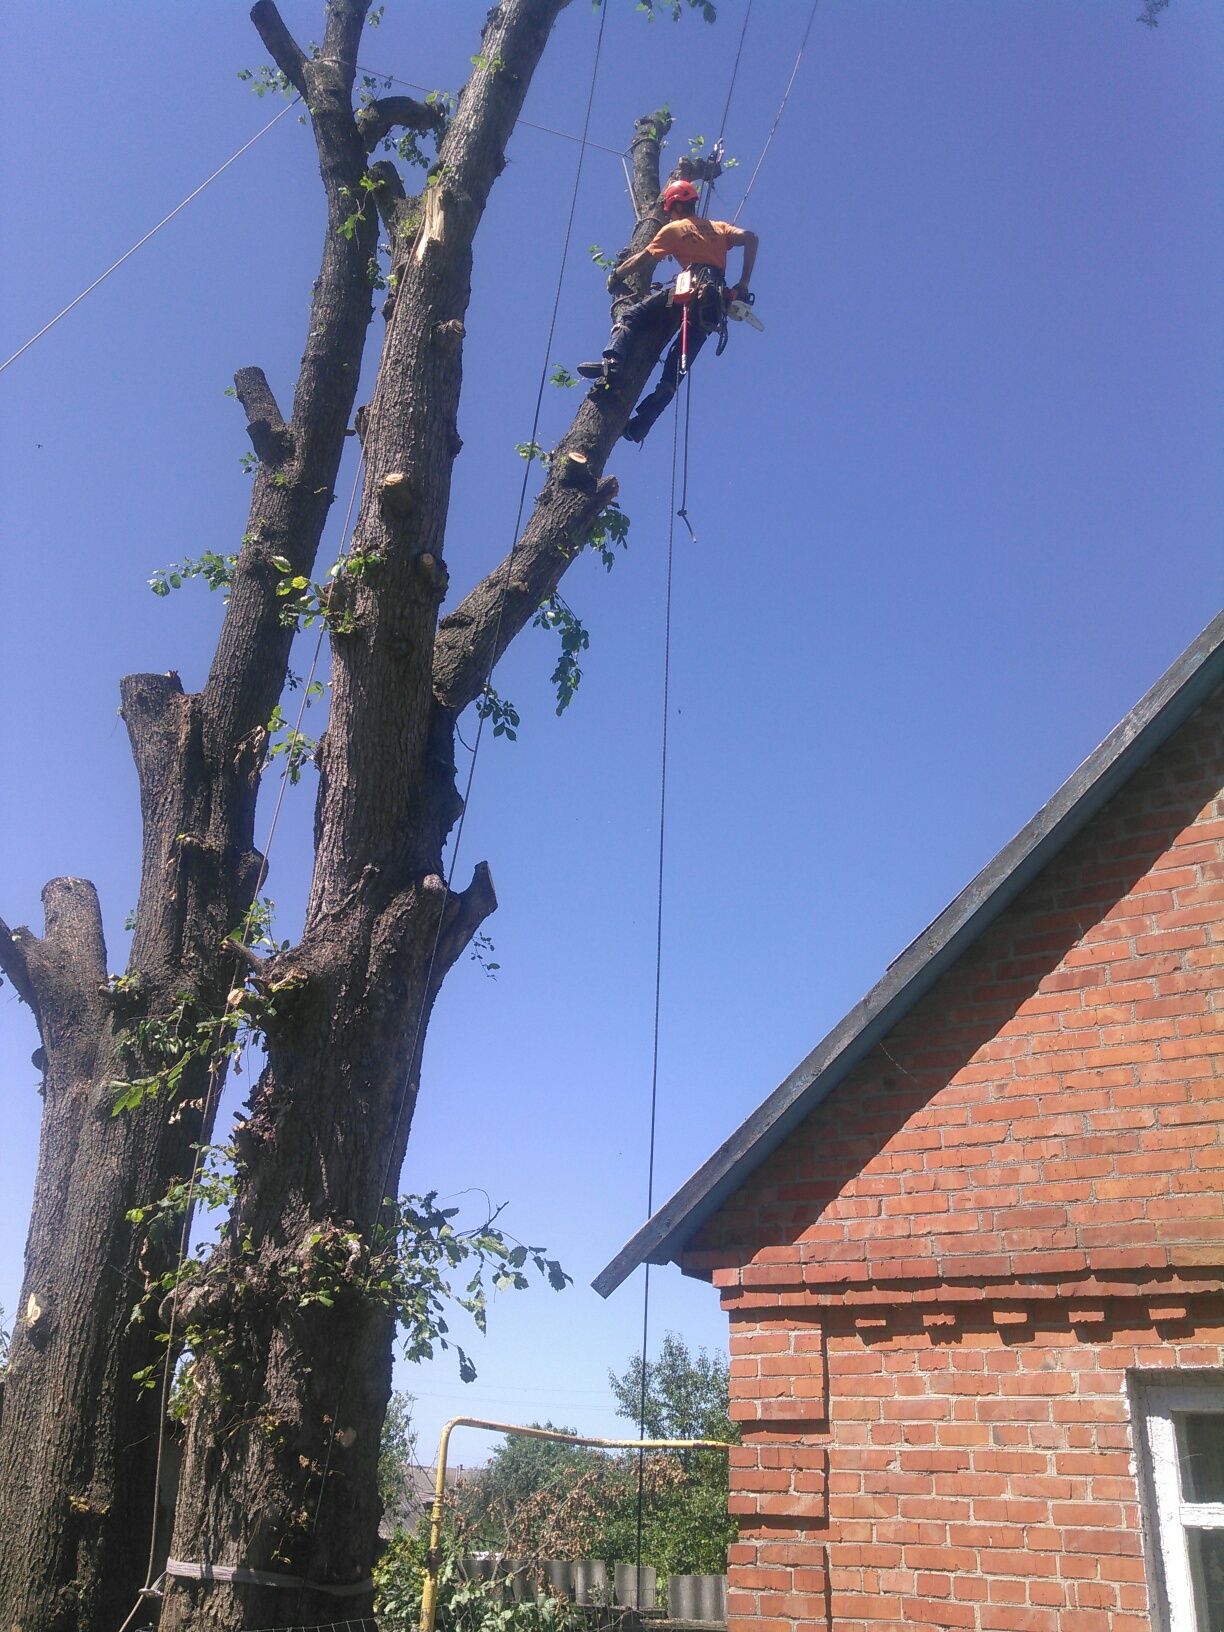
[726,291,764,331]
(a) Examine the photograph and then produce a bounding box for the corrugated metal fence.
[457,1558,727,1626]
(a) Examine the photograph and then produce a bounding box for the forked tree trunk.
[0,4,420,1622]
[0,2,713,1627]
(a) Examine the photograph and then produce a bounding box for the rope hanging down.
[0,99,299,378]
[635,0,821,1562]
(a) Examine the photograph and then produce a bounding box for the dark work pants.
[605,282,720,439]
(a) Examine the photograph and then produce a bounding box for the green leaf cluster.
[477,687,521,742]
[636,0,716,19]
[532,597,588,716]
[265,683,324,784]
[237,65,294,98]
[377,1525,588,1632]
[370,1194,569,1381]
[586,501,629,572]
[148,551,237,598]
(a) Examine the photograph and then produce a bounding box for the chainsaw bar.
[726,299,764,332]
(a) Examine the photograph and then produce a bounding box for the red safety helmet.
[661,179,700,214]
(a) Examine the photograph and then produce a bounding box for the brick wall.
[683,689,1224,1630]
[725,1300,1224,1632]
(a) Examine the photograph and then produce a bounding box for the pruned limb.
[434,861,498,976]
[2,879,108,1054]
[0,917,38,1015]
[234,365,291,465]
[627,107,672,218]
[357,95,446,153]
[119,672,190,822]
[367,159,417,257]
[432,475,617,714]
[321,0,372,72]
[249,0,309,98]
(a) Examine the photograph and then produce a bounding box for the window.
[1137,1377,1224,1632]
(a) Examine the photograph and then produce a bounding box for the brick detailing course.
[686,690,1224,1630]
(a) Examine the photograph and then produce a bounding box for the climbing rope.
[698,0,754,217]
[633,0,822,1565]
[0,99,299,378]
[632,380,683,1573]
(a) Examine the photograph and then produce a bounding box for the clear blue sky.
[1,0,1221,1470]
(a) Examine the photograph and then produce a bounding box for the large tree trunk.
[0,2,712,1626]
[162,48,712,1628]
[0,3,415,1621]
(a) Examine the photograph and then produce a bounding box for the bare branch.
[357,95,445,153]
[434,860,498,976]
[433,477,616,716]
[200,0,377,758]
[234,365,291,465]
[432,105,690,716]
[249,0,309,98]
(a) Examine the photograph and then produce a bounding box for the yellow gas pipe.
[420,1418,731,1632]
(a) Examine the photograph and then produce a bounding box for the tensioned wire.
[0,99,299,378]
[295,0,614,1610]
[0,82,624,382]
[732,0,819,223]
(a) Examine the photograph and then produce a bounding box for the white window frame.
[1135,1375,1224,1632]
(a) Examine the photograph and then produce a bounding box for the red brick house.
[597,613,1224,1632]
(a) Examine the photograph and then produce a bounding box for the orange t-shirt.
[645,218,747,273]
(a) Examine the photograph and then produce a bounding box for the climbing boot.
[577,361,607,380]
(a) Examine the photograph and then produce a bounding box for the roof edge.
[594,609,1224,1299]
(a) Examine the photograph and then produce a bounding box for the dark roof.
[594,610,1224,1298]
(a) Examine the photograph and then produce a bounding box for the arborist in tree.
[579,178,759,444]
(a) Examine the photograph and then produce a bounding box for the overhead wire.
[0,98,299,378]
[357,63,627,156]
[2,68,625,384]
[733,0,819,223]
[294,0,614,1610]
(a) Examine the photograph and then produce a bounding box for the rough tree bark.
[0,3,716,1629]
[0,5,443,1625]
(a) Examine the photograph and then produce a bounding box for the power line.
[0,99,299,379]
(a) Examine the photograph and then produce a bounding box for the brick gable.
[687,686,1224,1300]
[685,686,1224,1632]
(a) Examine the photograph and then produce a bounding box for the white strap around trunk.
[165,1559,373,1596]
